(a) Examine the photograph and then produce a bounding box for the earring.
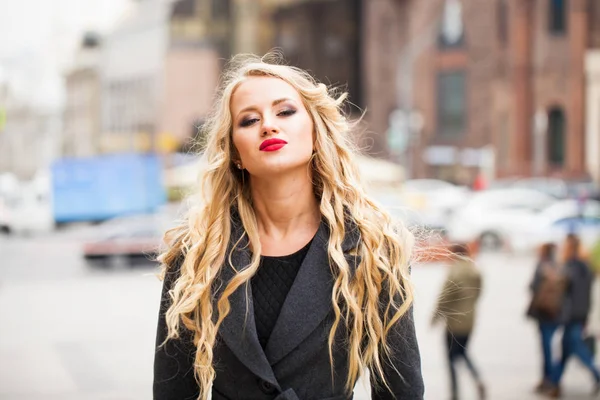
[236,162,242,170]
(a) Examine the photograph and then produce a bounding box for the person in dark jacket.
[545,234,600,398]
[526,243,562,393]
[152,53,424,400]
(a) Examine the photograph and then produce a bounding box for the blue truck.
[51,154,166,223]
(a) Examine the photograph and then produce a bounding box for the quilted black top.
[251,239,313,349]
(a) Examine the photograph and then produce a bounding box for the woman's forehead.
[231,76,301,108]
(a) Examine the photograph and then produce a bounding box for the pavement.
[0,232,596,400]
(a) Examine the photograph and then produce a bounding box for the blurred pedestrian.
[526,243,564,393]
[544,234,600,398]
[472,170,487,191]
[432,243,486,400]
[152,53,424,400]
[590,238,600,275]
[585,238,600,371]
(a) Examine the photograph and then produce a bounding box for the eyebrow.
[236,98,295,118]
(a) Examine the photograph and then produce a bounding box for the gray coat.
[153,213,424,400]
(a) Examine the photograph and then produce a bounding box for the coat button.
[257,379,277,394]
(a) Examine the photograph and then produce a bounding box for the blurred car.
[82,212,174,267]
[0,196,12,234]
[400,179,470,231]
[490,177,600,201]
[487,177,523,190]
[508,177,569,199]
[446,188,557,250]
[508,199,600,252]
[0,172,55,236]
[565,180,600,201]
[8,191,54,236]
[372,189,425,228]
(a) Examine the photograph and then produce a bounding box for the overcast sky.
[0,0,132,108]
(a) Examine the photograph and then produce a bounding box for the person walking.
[432,243,486,400]
[544,234,600,398]
[526,243,564,393]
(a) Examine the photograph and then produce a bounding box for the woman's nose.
[261,117,279,136]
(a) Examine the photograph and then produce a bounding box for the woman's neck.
[249,172,320,241]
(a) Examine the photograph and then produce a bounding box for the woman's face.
[230,76,315,178]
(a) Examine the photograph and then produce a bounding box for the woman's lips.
[262,143,286,152]
[259,139,288,152]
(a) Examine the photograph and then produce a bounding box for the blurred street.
[0,231,594,400]
[1,0,600,399]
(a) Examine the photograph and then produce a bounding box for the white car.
[508,199,600,252]
[0,196,12,234]
[4,173,54,236]
[400,179,470,230]
[446,188,557,250]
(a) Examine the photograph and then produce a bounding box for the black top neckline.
[260,236,315,261]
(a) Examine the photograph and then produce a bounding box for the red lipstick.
[259,138,288,152]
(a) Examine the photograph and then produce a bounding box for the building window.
[212,0,230,19]
[547,107,566,166]
[437,71,466,137]
[497,0,508,45]
[438,0,465,48]
[549,0,567,34]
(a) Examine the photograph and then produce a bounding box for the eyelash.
[239,109,296,127]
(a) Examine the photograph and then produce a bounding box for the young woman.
[526,243,562,393]
[152,54,424,400]
[431,243,486,400]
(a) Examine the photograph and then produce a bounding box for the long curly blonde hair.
[158,53,415,399]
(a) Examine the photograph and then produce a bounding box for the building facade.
[363,0,600,183]
[100,0,171,153]
[160,0,227,150]
[97,0,230,154]
[585,1,600,183]
[271,0,362,108]
[63,34,102,158]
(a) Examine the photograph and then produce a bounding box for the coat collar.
[213,210,361,384]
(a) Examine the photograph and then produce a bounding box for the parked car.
[82,212,173,268]
[446,188,557,250]
[490,177,600,201]
[0,196,12,234]
[400,179,470,231]
[565,180,600,201]
[3,172,54,236]
[507,199,600,252]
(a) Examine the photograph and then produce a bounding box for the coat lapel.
[213,216,279,388]
[264,218,362,365]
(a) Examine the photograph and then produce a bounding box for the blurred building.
[587,6,600,183]
[365,0,600,183]
[100,0,171,154]
[97,0,228,155]
[0,83,62,179]
[269,0,362,107]
[160,0,226,150]
[63,33,102,158]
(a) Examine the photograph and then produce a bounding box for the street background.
[0,232,594,400]
[2,0,600,399]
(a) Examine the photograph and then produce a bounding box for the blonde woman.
[152,54,423,400]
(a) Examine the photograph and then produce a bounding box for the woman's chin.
[250,161,312,178]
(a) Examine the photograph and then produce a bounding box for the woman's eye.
[278,109,296,117]
[240,117,259,127]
